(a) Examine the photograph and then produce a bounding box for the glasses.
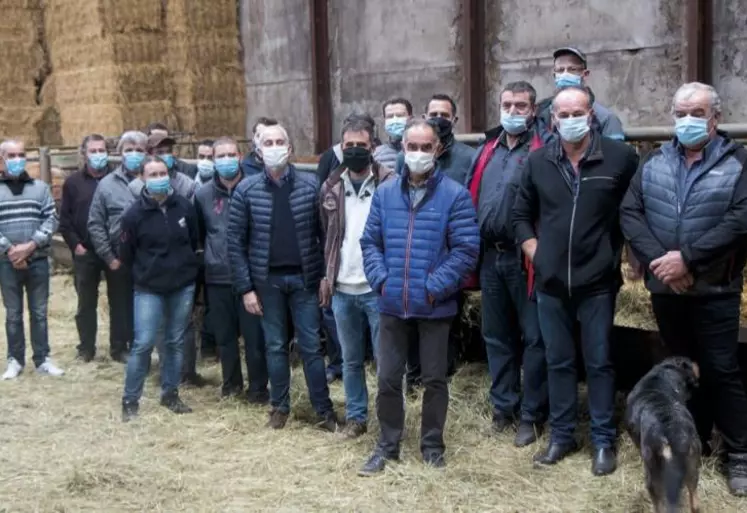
[553,66,585,74]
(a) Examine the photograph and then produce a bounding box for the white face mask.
[261,145,290,169]
[404,151,435,175]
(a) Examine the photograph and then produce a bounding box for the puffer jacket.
[360,167,480,319]
[195,174,241,285]
[372,141,401,170]
[227,165,324,294]
[320,162,394,288]
[620,134,747,295]
[240,151,264,176]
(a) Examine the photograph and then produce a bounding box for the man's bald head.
[551,86,593,115]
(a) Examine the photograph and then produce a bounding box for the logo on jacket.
[214,198,224,215]
[178,217,187,228]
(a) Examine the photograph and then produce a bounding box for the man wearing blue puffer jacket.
[358,119,480,475]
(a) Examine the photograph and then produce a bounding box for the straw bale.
[57,104,123,143]
[174,34,242,69]
[43,0,101,46]
[178,103,246,139]
[54,67,120,106]
[102,0,164,34]
[0,106,44,144]
[118,64,173,104]
[166,0,238,32]
[120,101,177,134]
[192,64,245,103]
[111,33,167,66]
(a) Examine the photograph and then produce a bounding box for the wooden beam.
[460,0,486,133]
[309,0,333,154]
[685,0,714,83]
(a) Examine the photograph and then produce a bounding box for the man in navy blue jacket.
[358,119,480,475]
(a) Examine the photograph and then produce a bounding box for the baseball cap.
[147,133,176,151]
[553,47,587,68]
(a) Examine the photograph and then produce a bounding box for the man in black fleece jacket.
[513,86,638,475]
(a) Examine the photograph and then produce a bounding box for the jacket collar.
[326,161,390,190]
[400,165,443,194]
[263,164,294,186]
[212,172,243,196]
[546,130,604,164]
[483,122,537,147]
[140,187,176,210]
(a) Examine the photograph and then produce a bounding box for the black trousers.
[651,293,747,454]
[73,251,131,357]
[377,314,452,457]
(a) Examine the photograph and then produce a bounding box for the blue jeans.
[123,284,195,404]
[331,290,380,422]
[480,249,546,423]
[322,306,342,377]
[536,291,617,448]
[0,258,50,367]
[255,274,333,415]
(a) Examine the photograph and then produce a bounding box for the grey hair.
[403,118,438,142]
[212,136,238,151]
[0,139,24,155]
[672,82,722,115]
[341,117,374,144]
[116,130,148,153]
[259,124,290,145]
[551,85,592,111]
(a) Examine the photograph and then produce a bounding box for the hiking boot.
[2,357,23,380]
[492,412,515,434]
[317,411,340,433]
[36,357,64,377]
[338,420,367,439]
[160,391,193,414]
[358,453,397,477]
[76,350,94,363]
[181,372,208,388]
[514,421,543,447]
[727,453,747,497]
[266,409,289,430]
[122,401,139,423]
[423,451,446,468]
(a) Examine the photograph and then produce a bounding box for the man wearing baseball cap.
[144,124,198,179]
[535,47,625,142]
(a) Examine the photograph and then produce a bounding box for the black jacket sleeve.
[619,152,669,267]
[194,196,206,249]
[58,176,80,251]
[316,148,339,185]
[681,151,747,270]
[512,157,539,245]
[118,206,137,268]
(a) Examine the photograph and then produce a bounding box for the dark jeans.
[181,267,216,377]
[480,249,547,423]
[255,273,333,415]
[73,251,131,358]
[406,295,461,385]
[536,291,617,448]
[322,306,342,377]
[207,284,268,395]
[196,267,216,354]
[0,258,50,367]
[651,293,747,453]
[377,314,452,457]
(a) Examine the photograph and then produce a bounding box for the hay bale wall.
[39,0,246,145]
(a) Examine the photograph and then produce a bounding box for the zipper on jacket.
[567,175,580,297]
[403,206,416,317]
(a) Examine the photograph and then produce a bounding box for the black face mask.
[342,146,371,173]
[429,116,453,141]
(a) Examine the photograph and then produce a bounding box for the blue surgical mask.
[554,72,583,89]
[500,111,529,135]
[556,115,590,143]
[161,154,175,169]
[88,152,108,170]
[123,151,145,172]
[385,117,407,139]
[675,115,710,148]
[145,176,170,195]
[197,159,214,180]
[5,158,26,177]
[215,157,240,179]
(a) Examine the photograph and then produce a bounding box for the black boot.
[727,453,747,497]
[160,391,193,414]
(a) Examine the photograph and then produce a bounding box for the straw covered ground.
[0,275,745,512]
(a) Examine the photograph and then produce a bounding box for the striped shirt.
[0,174,59,260]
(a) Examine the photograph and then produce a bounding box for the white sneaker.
[36,357,64,377]
[2,357,23,380]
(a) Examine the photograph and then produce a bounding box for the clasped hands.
[649,250,692,294]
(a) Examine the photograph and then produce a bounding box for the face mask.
[88,152,108,170]
[405,151,436,176]
[215,157,240,179]
[342,147,371,173]
[161,154,175,169]
[261,146,290,169]
[675,115,710,148]
[197,159,214,179]
[554,72,583,89]
[556,115,590,143]
[384,117,407,139]
[500,111,529,135]
[145,176,170,195]
[430,117,453,141]
[4,158,26,177]
[123,152,145,172]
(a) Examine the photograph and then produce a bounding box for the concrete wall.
[242,0,747,155]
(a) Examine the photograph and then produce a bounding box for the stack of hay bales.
[164,0,246,137]
[0,0,51,144]
[44,0,176,143]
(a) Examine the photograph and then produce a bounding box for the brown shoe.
[266,409,289,430]
[338,420,367,439]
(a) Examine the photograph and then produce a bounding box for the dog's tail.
[642,435,685,511]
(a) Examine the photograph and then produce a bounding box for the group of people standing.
[1,45,746,495]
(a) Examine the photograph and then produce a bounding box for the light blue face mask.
[88,152,108,170]
[385,117,407,139]
[197,159,214,179]
[161,154,175,169]
[500,112,529,135]
[5,158,26,177]
[215,157,240,179]
[123,151,145,172]
[675,115,710,148]
[145,176,170,195]
[554,72,583,89]
[557,115,590,143]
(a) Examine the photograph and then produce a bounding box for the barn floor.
[0,275,744,513]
